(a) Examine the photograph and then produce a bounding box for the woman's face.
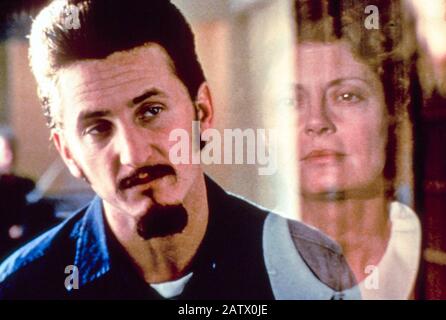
[296,41,388,198]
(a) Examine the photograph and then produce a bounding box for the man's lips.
[119,165,175,190]
[301,150,346,161]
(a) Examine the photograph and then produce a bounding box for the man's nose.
[302,99,336,137]
[117,127,152,167]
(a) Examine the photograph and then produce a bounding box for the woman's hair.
[295,0,416,197]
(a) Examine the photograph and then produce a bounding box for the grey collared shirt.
[263,213,361,300]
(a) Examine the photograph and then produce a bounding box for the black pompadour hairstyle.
[29,0,206,129]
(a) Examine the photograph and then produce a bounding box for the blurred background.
[0,0,445,299]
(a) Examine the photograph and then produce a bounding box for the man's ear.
[52,130,84,180]
[194,82,214,131]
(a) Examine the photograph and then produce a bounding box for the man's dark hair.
[29,0,205,129]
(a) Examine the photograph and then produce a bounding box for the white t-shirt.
[150,272,193,299]
[358,201,421,300]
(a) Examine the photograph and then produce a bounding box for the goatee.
[136,204,188,240]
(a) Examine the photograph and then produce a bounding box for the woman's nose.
[303,100,336,137]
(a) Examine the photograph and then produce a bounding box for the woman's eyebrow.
[326,77,371,88]
[295,77,370,89]
[293,76,375,97]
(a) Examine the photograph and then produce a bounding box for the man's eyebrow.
[78,110,111,126]
[131,88,166,106]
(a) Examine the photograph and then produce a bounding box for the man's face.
[0,136,14,174]
[53,44,212,220]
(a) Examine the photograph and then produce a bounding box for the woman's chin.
[301,181,349,200]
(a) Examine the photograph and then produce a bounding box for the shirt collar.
[73,175,226,288]
[73,196,111,287]
[358,201,421,299]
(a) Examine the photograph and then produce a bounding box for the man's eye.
[83,121,112,136]
[137,104,164,121]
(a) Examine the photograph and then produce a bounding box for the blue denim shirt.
[0,177,275,299]
[0,196,123,298]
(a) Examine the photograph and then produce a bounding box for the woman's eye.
[280,97,297,108]
[336,92,363,104]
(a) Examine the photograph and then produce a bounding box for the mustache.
[118,164,175,190]
[137,204,188,240]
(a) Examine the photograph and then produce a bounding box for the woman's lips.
[301,150,346,163]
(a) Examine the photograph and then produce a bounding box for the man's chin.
[136,203,188,240]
